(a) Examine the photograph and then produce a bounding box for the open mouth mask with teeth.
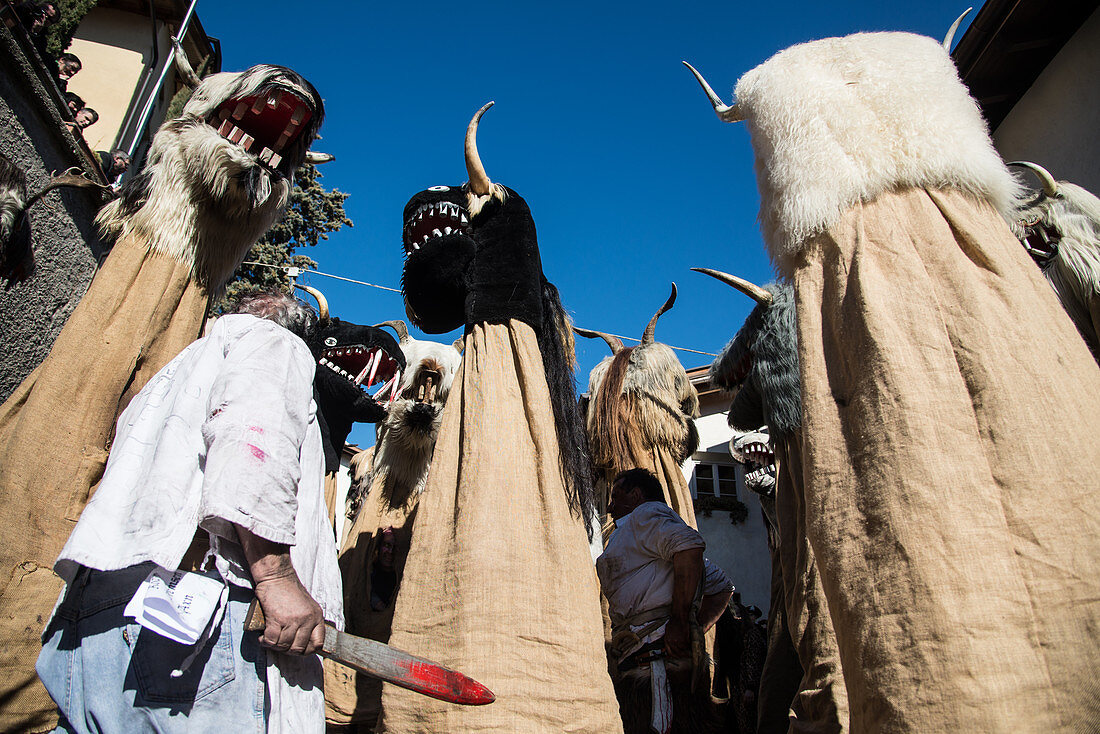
[295,285,405,472]
[182,63,324,178]
[209,90,311,172]
[729,427,777,497]
[399,103,545,335]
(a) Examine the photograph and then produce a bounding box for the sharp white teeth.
[232,102,247,120]
[421,234,429,244]
[267,92,282,109]
[251,96,266,114]
[319,358,329,366]
[432,229,442,238]
[444,227,452,235]
[412,243,419,250]
[229,126,245,143]
[240,134,254,151]
[460,214,468,224]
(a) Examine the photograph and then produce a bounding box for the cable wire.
[240,261,716,357]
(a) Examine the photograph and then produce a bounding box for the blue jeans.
[37,563,268,734]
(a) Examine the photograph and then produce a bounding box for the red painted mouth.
[207,89,313,170]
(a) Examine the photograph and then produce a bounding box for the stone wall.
[0,20,112,402]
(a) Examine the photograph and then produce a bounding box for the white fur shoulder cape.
[733,32,1021,268]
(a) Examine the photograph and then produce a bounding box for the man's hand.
[663,616,691,658]
[235,523,325,656]
[253,573,325,655]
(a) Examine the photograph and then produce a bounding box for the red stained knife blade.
[245,599,494,705]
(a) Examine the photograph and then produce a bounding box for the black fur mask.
[401,184,543,334]
[711,283,800,440]
[305,318,404,472]
[398,177,592,524]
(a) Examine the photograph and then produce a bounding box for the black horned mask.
[401,103,544,334]
[397,103,592,523]
[693,268,800,441]
[295,285,405,471]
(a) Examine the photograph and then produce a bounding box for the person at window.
[73,106,97,129]
[597,467,734,733]
[54,51,81,89]
[96,149,130,183]
[64,91,84,117]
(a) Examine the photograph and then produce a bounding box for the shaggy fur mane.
[733,32,1021,273]
[538,280,595,527]
[1010,181,1100,359]
[712,283,800,439]
[95,65,323,291]
[586,340,701,473]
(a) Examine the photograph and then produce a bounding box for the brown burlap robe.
[379,320,622,733]
[793,187,1100,732]
[325,460,420,728]
[0,235,209,732]
[773,437,847,734]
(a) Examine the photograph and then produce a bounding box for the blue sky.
[200,1,978,446]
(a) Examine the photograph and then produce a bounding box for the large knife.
[245,599,494,706]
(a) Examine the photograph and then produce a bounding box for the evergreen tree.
[216,163,352,310]
[44,0,98,57]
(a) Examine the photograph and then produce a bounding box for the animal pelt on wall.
[1007,163,1100,361]
[721,32,1021,272]
[96,64,324,290]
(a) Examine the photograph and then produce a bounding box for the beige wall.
[993,7,1100,194]
[67,8,153,152]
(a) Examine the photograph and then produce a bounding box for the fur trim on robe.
[733,32,1022,272]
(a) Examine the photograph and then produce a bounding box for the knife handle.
[244,597,266,632]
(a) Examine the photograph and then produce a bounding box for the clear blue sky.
[199,1,979,446]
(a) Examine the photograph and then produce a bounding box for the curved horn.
[305,151,335,165]
[171,37,202,88]
[452,335,465,354]
[691,267,772,306]
[942,7,972,51]
[640,283,677,346]
[1007,161,1059,198]
[465,101,495,196]
[374,319,410,343]
[573,326,624,355]
[682,62,744,123]
[25,167,113,208]
[293,283,330,324]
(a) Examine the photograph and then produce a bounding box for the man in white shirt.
[36,292,342,734]
[597,467,734,734]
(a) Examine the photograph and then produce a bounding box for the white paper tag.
[124,566,227,645]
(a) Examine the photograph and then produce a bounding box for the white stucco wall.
[993,7,1100,194]
[683,401,773,614]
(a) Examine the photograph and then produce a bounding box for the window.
[691,462,738,498]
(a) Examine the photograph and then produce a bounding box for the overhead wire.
[241,261,717,357]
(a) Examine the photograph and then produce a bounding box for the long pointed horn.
[942,7,972,51]
[305,151,335,165]
[641,283,677,346]
[573,326,624,355]
[465,101,494,196]
[692,267,773,306]
[171,37,202,88]
[1007,161,1059,198]
[374,320,410,343]
[293,283,330,324]
[682,62,744,123]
